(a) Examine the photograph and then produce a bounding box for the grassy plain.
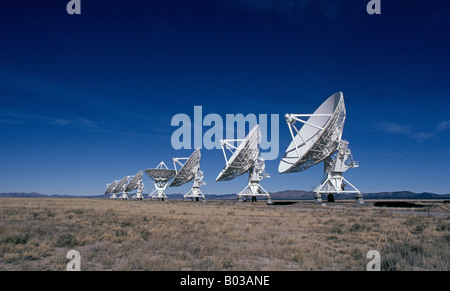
[0,198,448,271]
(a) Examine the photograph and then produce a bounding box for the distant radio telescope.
[216,124,272,204]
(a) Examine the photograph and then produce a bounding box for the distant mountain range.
[1,190,449,200]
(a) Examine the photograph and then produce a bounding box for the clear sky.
[0,0,449,196]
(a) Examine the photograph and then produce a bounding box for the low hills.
[1,190,449,200]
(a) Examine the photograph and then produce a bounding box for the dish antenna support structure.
[125,170,145,200]
[279,92,363,204]
[145,161,176,201]
[314,140,361,201]
[170,148,206,202]
[217,124,272,204]
[115,175,133,200]
[184,170,206,201]
[105,180,120,200]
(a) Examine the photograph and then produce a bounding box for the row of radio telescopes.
[104,92,364,205]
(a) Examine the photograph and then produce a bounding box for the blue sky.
[0,0,449,195]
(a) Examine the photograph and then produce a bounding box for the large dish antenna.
[170,148,206,202]
[216,124,271,204]
[145,161,176,201]
[278,92,363,204]
[124,170,145,200]
[105,180,120,199]
[113,175,133,200]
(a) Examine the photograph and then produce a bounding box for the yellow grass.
[0,198,448,271]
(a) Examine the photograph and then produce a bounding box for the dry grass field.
[0,198,449,271]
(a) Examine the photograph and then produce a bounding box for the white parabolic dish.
[145,166,176,182]
[278,92,346,174]
[216,124,261,182]
[104,180,118,194]
[113,176,129,193]
[125,170,143,192]
[170,148,201,187]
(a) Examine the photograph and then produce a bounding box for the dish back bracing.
[279,92,346,174]
[278,92,363,204]
[216,124,272,204]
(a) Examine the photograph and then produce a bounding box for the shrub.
[114,229,127,237]
[120,221,132,228]
[1,233,29,245]
[436,221,450,232]
[349,223,367,232]
[139,229,151,240]
[54,233,78,248]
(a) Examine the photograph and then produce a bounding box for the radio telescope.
[105,180,120,200]
[170,148,206,202]
[278,92,363,204]
[110,178,126,199]
[125,170,145,200]
[145,161,176,201]
[114,175,133,200]
[216,124,272,204]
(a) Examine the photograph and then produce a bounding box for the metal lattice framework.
[216,125,271,204]
[216,125,261,182]
[114,175,133,200]
[278,92,363,204]
[237,156,271,202]
[125,170,143,192]
[170,148,206,201]
[145,161,176,200]
[122,170,145,200]
[313,139,363,203]
[105,180,118,195]
[113,176,128,194]
[183,170,206,201]
[279,92,346,174]
[145,162,176,182]
[170,148,201,187]
[105,180,120,199]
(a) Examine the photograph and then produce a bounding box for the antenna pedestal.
[132,182,145,200]
[216,125,272,204]
[314,156,364,205]
[238,159,272,204]
[355,192,364,205]
[314,172,363,204]
[149,181,169,201]
[184,187,206,202]
[183,171,206,202]
[279,93,363,205]
[145,162,176,201]
[313,192,323,204]
[314,142,364,205]
[110,193,117,200]
[119,192,128,200]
